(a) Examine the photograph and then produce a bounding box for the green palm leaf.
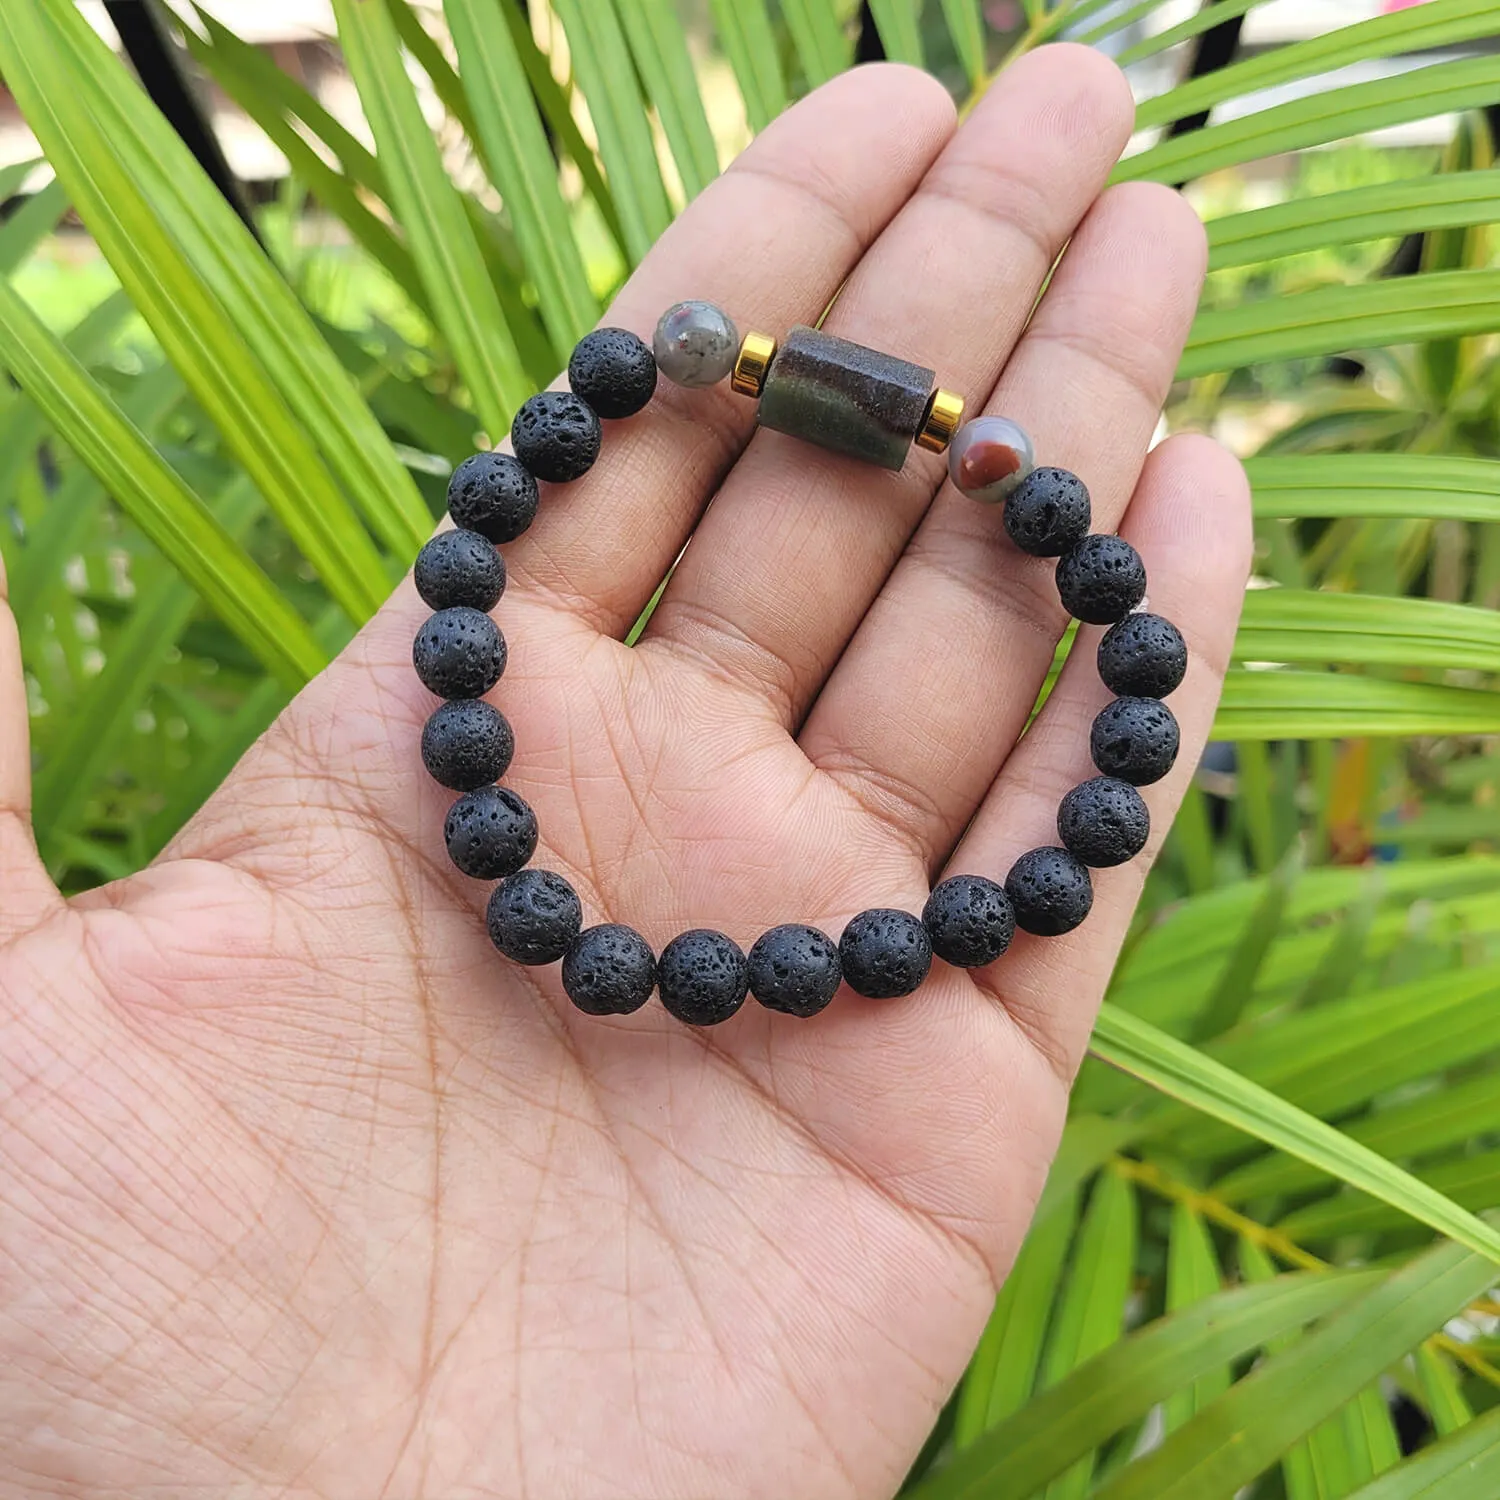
[38,0,430,568]
[1090,1239,1497,1500]
[0,274,323,689]
[1090,1004,1500,1263]
[333,0,527,435]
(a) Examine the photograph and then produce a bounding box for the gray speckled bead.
[653,300,739,388]
[947,415,1036,505]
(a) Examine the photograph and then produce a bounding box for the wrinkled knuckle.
[918,158,1059,269]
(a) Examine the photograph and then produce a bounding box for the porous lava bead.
[657,929,749,1026]
[839,909,932,998]
[446,451,539,543]
[922,874,1016,969]
[413,528,506,612]
[747,924,842,1018]
[511,391,602,483]
[568,327,658,419]
[1004,467,1091,557]
[443,784,536,878]
[562,924,657,1016]
[413,606,506,699]
[421,700,515,791]
[1055,534,1147,624]
[1057,776,1150,868]
[1090,696,1181,787]
[1096,612,1187,699]
[1005,847,1093,936]
[487,869,582,966]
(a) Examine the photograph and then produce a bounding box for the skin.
[0,49,1251,1500]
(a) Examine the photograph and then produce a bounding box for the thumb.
[0,552,62,941]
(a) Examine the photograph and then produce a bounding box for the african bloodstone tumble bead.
[1090,697,1181,787]
[839,909,932,998]
[487,869,582,965]
[654,300,739,388]
[444,784,537,879]
[658,929,749,1026]
[1005,847,1094,937]
[1096,613,1188,699]
[747,924,842,1018]
[1057,776,1150,868]
[756,325,935,471]
[948,415,1036,505]
[421,700,515,792]
[563,924,658,1016]
[922,874,1015,969]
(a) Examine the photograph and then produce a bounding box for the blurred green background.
[6,1,1500,1495]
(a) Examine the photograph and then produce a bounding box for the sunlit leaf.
[1090,1004,1500,1263]
[0,273,324,689]
[333,0,527,434]
[1090,1238,1498,1500]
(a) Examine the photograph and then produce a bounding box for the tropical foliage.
[4,0,1500,1493]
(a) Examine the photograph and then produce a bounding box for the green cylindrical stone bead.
[756,326,935,471]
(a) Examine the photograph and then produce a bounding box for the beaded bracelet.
[412,302,1187,1026]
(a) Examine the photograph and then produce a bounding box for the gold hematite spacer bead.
[915,387,965,454]
[731,331,778,397]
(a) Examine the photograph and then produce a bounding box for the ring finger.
[799,179,1207,871]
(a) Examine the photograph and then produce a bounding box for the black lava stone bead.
[1005,847,1093,936]
[922,874,1016,969]
[562,924,657,1016]
[1090,696,1181,787]
[414,528,506,612]
[487,869,582,966]
[421,700,514,791]
[446,451,539,543]
[839,909,932,999]
[511,391,602,483]
[657,929,749,1026]
[1004,467,1091,557]
[747,924,842,1018]
[443,784,537,878]
[1057,776,1150,868]
[568,327,658,420]
[1096,612,1188,699]
[413,606,506,700]
[1055,535,1147,624]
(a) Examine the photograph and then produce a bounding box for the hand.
[0,46,1250,1500]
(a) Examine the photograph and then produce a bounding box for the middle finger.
[640,45,1135,727]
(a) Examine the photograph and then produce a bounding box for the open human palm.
[1,48,1250,1500]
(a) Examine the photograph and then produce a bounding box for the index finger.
[503,65,958,639]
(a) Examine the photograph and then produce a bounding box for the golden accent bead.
[915,387,965,454]
[730,331,778,397]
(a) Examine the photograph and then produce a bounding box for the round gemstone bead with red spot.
[947,415,1036,504]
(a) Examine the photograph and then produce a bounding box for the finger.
[800,181,1207,869]
[0,553,63,940]
[949,434,1252,1082]
[503,64,957,638]
[641,44,1136,726]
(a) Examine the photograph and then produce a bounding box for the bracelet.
[412,301,1186,1026]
